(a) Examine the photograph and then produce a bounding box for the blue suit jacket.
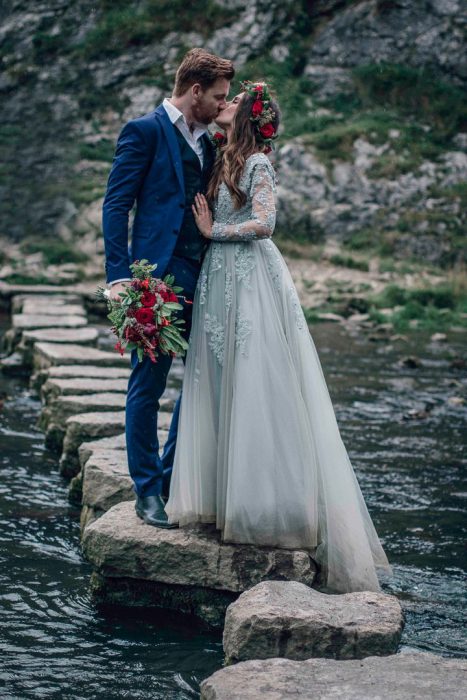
[102,104,212,284]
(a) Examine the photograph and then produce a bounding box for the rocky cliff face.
[0,0,465,273]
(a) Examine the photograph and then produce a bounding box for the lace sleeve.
[211,158,276,241]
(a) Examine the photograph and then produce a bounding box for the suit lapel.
[155,104,184,192]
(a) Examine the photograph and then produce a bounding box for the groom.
[102,48,234,528]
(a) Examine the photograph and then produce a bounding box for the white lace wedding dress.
[165,153,392,593]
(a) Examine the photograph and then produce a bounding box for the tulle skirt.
[165,239,392,593]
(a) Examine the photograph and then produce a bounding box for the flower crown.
[240,80,278,153]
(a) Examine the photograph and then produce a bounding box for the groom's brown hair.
[173,48,235,96]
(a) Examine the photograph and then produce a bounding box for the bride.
[165,80,392,594]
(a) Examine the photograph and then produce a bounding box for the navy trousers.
[125,255,201,498]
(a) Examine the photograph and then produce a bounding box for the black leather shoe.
[135,494,178,529]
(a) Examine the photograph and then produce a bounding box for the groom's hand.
[109,281,129,301]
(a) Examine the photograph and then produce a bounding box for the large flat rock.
[31,363,131,391]
[33,343,129,370]
[78,432,128,465]
[48,365,130,379]
[12,313,88,330]
[11,293,82,313]
[223,581,404,664]
[42,377,128,403]
[82,449,134,516]
[20,301,86,316]
[40,392,128,432]
[59,411,127,476]
[22,327,98,348]
[82,501,317,626]
[200,652,467,700]
[18,328,99,367]
[75,431,168,529]
[83,502,316,628]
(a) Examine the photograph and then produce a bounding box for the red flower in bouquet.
[135,307,154,324]
[141,291,157,307]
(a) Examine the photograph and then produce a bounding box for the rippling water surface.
[0,312,466,698]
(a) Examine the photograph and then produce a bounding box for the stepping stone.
[81,449,134,528]
[21,301,86,316]
[223,581,404,664]
[59,411,127,477]
[41,377,128,404]
[33,343,129,370]
[19,328,99,366]
[11,293,82,313]
[41,392,172,435]
[40,392,128,433]
[200,652,467,700]
[12,314,88,331]
[78,430,169,468]
[75,429,169,528]
[78,433,128,465]
[22,327,98,348]
[81,501,318,628]
[30,363,131,391]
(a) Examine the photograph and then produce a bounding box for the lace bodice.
[211,153,276,241]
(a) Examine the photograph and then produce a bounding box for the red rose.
[214,131,226,142]
[253,85,263,94]
[252,100,263,117]
[141,291,157,307]
[168,292,178,302]
[141,279,150,289]
[259,123,275,138]
[135,307,154,324]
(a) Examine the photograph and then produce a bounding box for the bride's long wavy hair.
[206,88,280,209]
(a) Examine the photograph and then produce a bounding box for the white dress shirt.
[110,99,209,286]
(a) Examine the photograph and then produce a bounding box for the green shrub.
[20,239,88,265]
[329,254,369,272]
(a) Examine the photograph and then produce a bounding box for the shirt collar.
[162,97,208,138]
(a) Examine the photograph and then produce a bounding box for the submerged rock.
[223,581,403,664]
[82,501,318,628]
[200,652,467,699]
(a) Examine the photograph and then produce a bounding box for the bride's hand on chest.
[192,193,213,238]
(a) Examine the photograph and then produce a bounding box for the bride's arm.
[193,160,276,241]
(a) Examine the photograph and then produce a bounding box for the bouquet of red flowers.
[96,259,189,363]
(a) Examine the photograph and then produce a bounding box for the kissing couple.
[102,48,392,593]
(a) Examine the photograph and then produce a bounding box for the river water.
[0,311,466,699]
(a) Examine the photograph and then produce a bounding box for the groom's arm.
[102,120,155,284]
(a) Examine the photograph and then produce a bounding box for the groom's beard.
[192,103,221,126]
